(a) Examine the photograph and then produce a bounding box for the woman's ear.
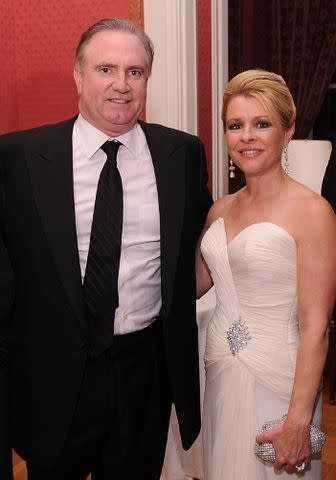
[285,123,296,146]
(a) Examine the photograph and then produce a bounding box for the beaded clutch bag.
[254,414,326,463]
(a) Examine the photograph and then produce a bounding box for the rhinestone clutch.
[254,414,326,463]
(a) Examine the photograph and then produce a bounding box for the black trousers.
[27,320,172,480]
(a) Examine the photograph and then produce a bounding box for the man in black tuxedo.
[0,17,212,480]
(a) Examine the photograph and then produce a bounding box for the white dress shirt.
[73,115,161,334]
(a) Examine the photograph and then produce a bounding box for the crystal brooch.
[226,318,251,355]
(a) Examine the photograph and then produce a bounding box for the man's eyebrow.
[95,63,146,69]
[128,65,146,71]
[95,63,115,68]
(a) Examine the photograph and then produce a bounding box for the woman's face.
[225,95,294,178]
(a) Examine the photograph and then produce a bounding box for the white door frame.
[144,0,228,197]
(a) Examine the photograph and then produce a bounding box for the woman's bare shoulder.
[288,181,336,239]
[206,191,239,227]
[289,181,333,214]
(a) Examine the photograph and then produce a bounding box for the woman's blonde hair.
[222,69,296,131]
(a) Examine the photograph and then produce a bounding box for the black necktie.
[83,140,123,357]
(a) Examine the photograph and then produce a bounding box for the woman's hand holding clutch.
[255,414,313,473]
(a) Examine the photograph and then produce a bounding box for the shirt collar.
[75,114,139,158]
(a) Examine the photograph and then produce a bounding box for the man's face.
[74,30,149,136]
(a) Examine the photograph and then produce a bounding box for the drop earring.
[283,147,289,175]
[229,157,236,178]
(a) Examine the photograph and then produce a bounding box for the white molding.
[211,0,229,198]
[144,0,229,196]
[144,0,198,134]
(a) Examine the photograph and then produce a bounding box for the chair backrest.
[283,140,332,193]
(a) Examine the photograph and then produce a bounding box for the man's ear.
[73,67,83,95]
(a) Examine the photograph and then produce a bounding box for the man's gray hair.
[75,17,154,75]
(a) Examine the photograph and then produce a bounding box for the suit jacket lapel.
[140,122,185,317]
[27,117,85,327]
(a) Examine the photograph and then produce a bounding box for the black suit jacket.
[0,117,212,471]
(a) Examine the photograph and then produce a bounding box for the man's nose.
[112,72,130,92]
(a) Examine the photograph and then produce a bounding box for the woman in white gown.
[196,70,336,479]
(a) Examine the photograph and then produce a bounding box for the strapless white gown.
[201,217,322,479]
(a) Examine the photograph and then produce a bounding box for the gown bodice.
[201,217,299,395]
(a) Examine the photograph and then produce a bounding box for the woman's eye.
[227,123,241,130]
[257,121,271,128]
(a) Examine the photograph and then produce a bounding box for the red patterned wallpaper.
[0,0,142,133]
[197,0,212,189]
